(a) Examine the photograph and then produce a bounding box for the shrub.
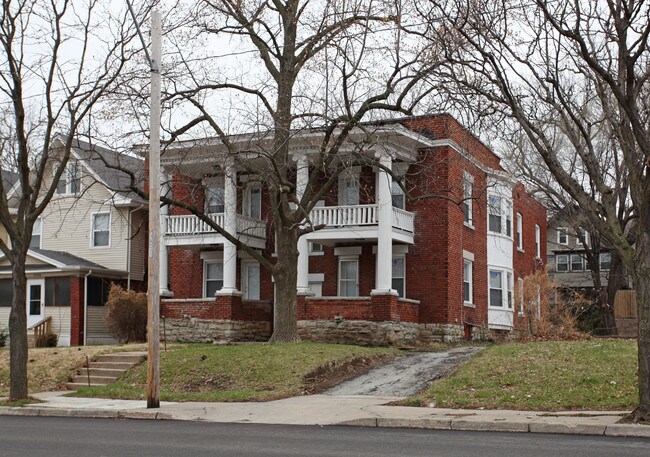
[35,331,58,347]
[0,326,8,347]
[105,284,147,343]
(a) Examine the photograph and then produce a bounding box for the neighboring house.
[0,136,146,346]
[0,170,19,245]
[157,114,547,345]
[546,222,613,290]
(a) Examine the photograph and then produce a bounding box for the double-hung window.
[55,162,81,195]
[29,218,42,249]
[488,196,502,233]
[557,228,568,245]
[463,259,473,304]
[535,224,541,257]
[556,254,569,272]
[244,183,262,220]
[392,256,405,298]
[506,272,513,309]
[205,178,225,213]
[463,174,473,225]
[338,170,359,206]
[571,254,584,271]
[391,178,405,210]
[489,270,503,307]
[91,213,110,247]
[516,213,523,250]
[600,252,611,270]
[204,261,223,297]
[338,257,358,297]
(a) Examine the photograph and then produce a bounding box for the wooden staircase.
[66,351,147,390]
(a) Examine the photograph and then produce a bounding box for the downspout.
[126,208,132,290]
[83,269,92,346]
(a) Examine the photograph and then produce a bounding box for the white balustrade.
[163,213,265,239]
[310,204,378,227]
[392,207,415,233]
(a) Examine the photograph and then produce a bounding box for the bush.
[105,284,148,343]
[35,331,58,347]
[0,326,8,347]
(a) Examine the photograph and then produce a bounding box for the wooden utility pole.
[146,9,161,409]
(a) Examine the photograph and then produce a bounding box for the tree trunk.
[269,226,300,342]
[9,255,28,401]
[603,252,626,336]
[628,233,650,422]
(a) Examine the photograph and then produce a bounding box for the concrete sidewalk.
[1,391,649,438]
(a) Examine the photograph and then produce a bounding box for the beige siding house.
[0,136,146,346]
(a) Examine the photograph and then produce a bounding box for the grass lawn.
[0,344,146,398]
[407,339,638,411]
[72,342,400,402]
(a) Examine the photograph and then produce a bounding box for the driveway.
[324,346,483,397]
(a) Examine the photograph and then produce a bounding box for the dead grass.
[0,343,146,398]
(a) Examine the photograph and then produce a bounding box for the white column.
[219,158,240,295]
[373,153,394,294]
[159,170,172,296]
[295,155,311,295]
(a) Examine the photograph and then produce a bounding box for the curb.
[2,407,650,438]
[338,417,650,438]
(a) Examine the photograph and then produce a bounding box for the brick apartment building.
[157,114,547,345]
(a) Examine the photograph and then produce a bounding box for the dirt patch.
[301,354,398,395]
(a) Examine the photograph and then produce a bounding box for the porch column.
[295,155,311,295]
[159,170,172,296]
[372,153,394,294]
[219,158,240,295]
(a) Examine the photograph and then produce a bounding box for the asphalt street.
[1,416,648,457]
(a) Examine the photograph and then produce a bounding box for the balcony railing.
[309,204,415,233]
[164,213,266,239]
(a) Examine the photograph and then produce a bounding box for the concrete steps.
[66,351,146,390]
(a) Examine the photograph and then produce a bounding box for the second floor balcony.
[162,204,415,248]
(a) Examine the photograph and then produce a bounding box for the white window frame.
[309,241,324,256]
[506,272,513,309]
[570,254,584,271]
[489,269,504,307]
[203,260,224,298]
[244,182,262,220]
[391,255,406,298]
[338,256,359,297]
[557,228,569,245]
[54,162,81,195]
[517,277,524,316]
[556,254,569,272]
[600,252,612,270]
[204,176,225,214]
[391,178,405,210]
[338,168,360,206]
[90,212,111,248]
[463,173,474,227]
[463,259,473,305]
[516,213,523,250]
[535,224,541,257]
[505,201,512,237]
[488,195,502,234]
[30,217,42,249]
[241,260,261,300]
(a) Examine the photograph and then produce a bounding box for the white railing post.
[373,153,394,294]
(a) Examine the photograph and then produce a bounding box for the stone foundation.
[417,323,465,343]
[161,318,271,343]
[298,319,419,346]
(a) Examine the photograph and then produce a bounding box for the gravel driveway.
[324,346,483,397]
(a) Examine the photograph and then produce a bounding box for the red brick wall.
[70,276,84,346]
[162,297,272,322]
[298,298,373,320]
[169,248,203,298]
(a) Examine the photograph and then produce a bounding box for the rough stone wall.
[297,319,419,347]
[162,318,271,343]
[417,323,465,344]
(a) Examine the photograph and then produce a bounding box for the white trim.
[557,227,569,245]
[392,254,406,298]
[372,245,408,255]
[462,250,474,261]
[516,212,523,250]
[535,224,541,257]
[338,256,359,297]
[200,251,224,261]
[334,246,362,256]
[241,260,260,300]
[463,258,473,305]
[30,217,43,250]
[308,273,325,282]
[90,212,111,248]
[243,182,262,219]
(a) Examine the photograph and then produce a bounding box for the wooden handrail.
[28,316,52,345]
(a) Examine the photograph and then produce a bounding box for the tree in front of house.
[416,0,650,422]
[0,0,152,402]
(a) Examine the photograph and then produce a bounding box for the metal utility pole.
[146,9,162,409]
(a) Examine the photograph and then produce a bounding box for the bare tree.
[417,0,650,422]
[138,1,439,342]
[0,0,150,401]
